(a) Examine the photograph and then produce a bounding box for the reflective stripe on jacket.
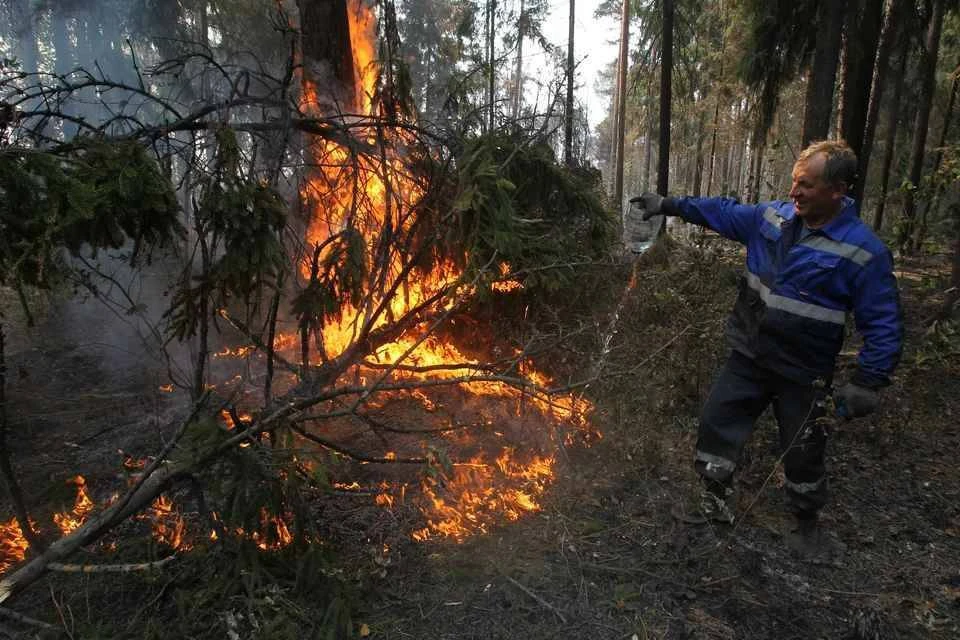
[672,196,903,388]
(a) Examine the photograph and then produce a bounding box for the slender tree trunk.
[193,234,211,401]
[899,0,946,253]
[564,0,575,165]
[657,0,674,197]
[512,0,525,120]
[693,108,706,196]
[607,54,620,193]
[874,50,908,231]
[15,0,40,74]
[643,119,653,192]
[0,326,46,553]
[840,0,884,159]
[613,0,630,207]
[487,0,497,131]
[801,0,844,146]
[941,202,960,318]
[857,0,907,205]
[914,63,959,252]
[751,138,765,201]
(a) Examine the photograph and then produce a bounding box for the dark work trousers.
[694,350,829,517]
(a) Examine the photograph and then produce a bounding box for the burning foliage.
[0,4,612,626]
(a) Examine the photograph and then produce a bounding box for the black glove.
[835,383,879,419]
[628,192,666,221]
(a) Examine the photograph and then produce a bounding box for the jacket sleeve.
[667,197,764,246]
[850,249,903,389]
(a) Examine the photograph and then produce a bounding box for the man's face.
[789,153,846,226]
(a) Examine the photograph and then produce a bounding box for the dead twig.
[502,574,568,624]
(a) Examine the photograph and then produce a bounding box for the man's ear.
[832,181,849,201]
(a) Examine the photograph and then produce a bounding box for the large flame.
[295,0,595,543]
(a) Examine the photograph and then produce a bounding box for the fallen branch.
[48,556,177,573]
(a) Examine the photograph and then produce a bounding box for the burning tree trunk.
[297,0,358,110]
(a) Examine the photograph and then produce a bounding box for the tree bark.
[487,0,498,131]
[613,0,630,207]
[874,49,908,231]
[657,0,674,197]
[0,326,46,553]
[297,0,357,110]
[564,0,575,165]
[512,0,526,120]
[941,202,960,319]
[840,0,884,159]
[899,0,946,254]
[856,0,908,205]
[801,0,844,146]
[692,108,706,196]
[913,62,959,252]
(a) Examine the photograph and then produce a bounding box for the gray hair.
[798,140,858,187]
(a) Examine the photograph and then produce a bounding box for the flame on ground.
[150,495,188,551]
[53,475,94,536]
[0,518,31,574]
[409,452,556,543]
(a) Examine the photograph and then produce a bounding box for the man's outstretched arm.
[630,193,764,246]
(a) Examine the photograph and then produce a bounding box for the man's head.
[789,140,857,228]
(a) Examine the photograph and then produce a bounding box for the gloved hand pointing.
[834,383,879,419]
[628,192,666,221]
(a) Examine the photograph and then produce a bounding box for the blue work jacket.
[671,196,903,388]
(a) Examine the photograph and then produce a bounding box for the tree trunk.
[643,119,653,192]
[941,202,960,319]
[0,326,46,553]
[14,0,40,74]
[657,0,674,197]
[840,0,884,159]
[296,0,356,110]
[801,0,844,146]
[856,0,908,205]
[512,0,526,120]
[692,108,706,196]
[913,62,959,253]
[487,0,498,131]
[874,49,908,231]
[564,0,575,165]
[613,0,630,207]
[899,0,946,254]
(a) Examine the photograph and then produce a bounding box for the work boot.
[671,488,735,525]
[785,515,846,564]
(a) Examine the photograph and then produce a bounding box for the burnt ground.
[1,238,959,639]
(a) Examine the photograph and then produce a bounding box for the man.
[630,140,903,559]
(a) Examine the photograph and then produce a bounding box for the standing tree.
[801,0,844,146]
[564,0,575,165]
[899,0,947,253]
[613,0,630,207]
[657,0,674,199]
[839,0,885,161]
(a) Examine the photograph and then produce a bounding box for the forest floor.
[1,235,958,639]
